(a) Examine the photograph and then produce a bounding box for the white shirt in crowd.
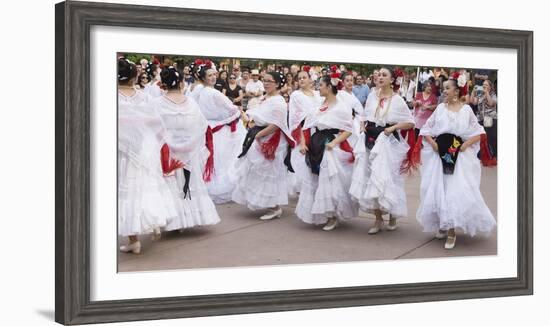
[245,80,265,95]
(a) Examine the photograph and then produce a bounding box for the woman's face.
[139,74,148,87]
[319,80,331,97]
[372,70,380,85]
[229,74,237,84]
[443,80,459,99]
[424,83,432,94]
[263,74,277,94]
[344,75,354,90]
[242,71,249,79]
[205,69,217,86]
[377,68,393,89]
[483,80,491,92]
[286,73,293,84]
[297,71,310,89]
[220,71,227,80]
[183,66,190,75]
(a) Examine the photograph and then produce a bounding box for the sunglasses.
[229,76,236,79]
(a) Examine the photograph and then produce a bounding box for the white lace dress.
[118,90,177,237]
[232,95,295,210]
[416,103,496,236]
[194,86,247,203]
[151,95,220,230]
[349,92,415,219]
[295,98,359,224]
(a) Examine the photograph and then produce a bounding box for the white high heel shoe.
[386,217,398,231]
[260,207,283,220]
[120,241,141,254]
[368,220,384,234]
[322,217,339,231]
[444,235,456,250]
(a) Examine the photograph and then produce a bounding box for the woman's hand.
[325,142,335,151]
[384,125,396,136]
[299,143,308,154]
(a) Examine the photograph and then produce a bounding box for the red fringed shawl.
[203,119,240,182]
[259,129,295,161]
[399,129,419,174]
[160,143,184,174]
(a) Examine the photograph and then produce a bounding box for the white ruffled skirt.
[164,148,221,231]
[287,145,310,195]
[118,137,177,237]
[349,133,409,218]
[231,134,290,210]
[206,123,247,204]
[295,146,358,225]
[416,141,496,236]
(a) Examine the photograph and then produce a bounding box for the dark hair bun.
[118,57,137,82]
[267,71,286,89]
[160,66,182,90]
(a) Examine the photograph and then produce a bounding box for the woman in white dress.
[337,72,366,145]
[143,62,164,98]
[150,66,221,231]
[349,67,415,234]
[232,71,295,220]
[117,58,177,254]
[192,61,247,203]
[295,75,358,231]
[185,59,206,100]
[414,77,496,249]
[287,68,322,194]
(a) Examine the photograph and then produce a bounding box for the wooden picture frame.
[55,1,533,324]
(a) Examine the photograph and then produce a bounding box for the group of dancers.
[118,56,497,255]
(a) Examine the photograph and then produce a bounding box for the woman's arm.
[460,134,481,151]
[236,89,244,102]
[299,129,308,154]
[254,124,279,139]
[485,92,497,108]
[326,131,352,150]
[384,122,415,135]
[425,135,438,151]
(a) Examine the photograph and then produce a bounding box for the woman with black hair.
[117,58,177,254]
[149,66,220,232]
[185,59,206,99]
[287,67,322,194]
[192,61,247,203]
[136,72,151,90]
[232,71,295,220]
[214,70,228,92]
[415,74,496,249]
[349,67,415,234]
[295,75,358,231]
[144,62,163,98]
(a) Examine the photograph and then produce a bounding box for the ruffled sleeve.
[418,104,440,137]
[390,95,415,125]
[462,105,486,140]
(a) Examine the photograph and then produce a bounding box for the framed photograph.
[55,0,533,324]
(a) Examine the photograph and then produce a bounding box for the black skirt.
[364,121,399,150]
[435,133,463,175]
[305,128,339,175]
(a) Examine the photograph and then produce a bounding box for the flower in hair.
[330,72,341,87]
[302,65,311,73]
[330,65,338,73]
